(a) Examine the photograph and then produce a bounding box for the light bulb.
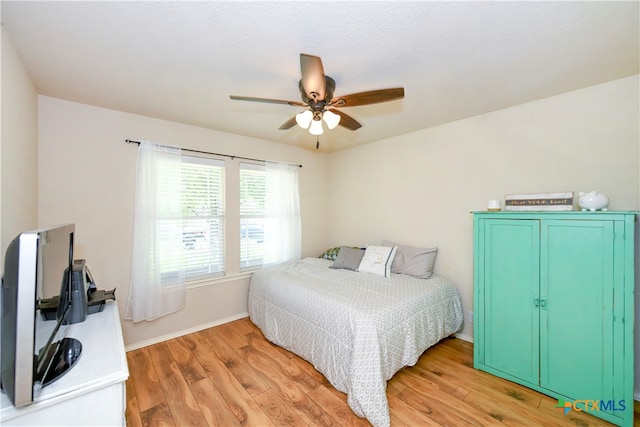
[322,110,341,129]
[295,110,313,129]
[309,119,324,135]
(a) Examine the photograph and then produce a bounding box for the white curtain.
[125,141,186,322]
[262,162,301,266]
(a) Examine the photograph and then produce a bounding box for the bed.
[248,254,463,427]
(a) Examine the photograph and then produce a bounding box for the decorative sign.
[505,192,574,211]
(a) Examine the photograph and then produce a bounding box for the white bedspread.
[248,257,463,427]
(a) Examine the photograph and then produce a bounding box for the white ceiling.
[2,1,638,152]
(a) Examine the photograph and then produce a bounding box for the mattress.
[248,257,463,427]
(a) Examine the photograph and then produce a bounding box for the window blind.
[178,156,225,278]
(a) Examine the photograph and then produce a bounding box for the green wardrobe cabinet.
[473,211,636,427]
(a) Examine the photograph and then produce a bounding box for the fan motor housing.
[299,76,335,104]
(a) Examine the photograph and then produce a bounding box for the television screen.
[1,224,77,407]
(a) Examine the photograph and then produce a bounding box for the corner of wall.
[1,26,39,264]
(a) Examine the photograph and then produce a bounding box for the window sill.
[186,271,254,289]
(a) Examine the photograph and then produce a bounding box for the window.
[177,156,225,278]
[128,142,299,322]
[240,162,301,271]
[239,163,266,271]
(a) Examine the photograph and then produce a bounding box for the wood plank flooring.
[125,317,638,426]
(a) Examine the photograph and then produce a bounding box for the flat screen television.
[0,224,81,407]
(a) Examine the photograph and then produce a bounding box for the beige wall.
[37,96,330,348]
[327,74,639,341]
[1,26,39,269]
[33,76,640,391]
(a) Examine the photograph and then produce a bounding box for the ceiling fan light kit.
[322,109,341,130]
[295,110,313,129]
[309,119,324,136]
[230,53,405,146]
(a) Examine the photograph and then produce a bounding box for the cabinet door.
[479,219,540,384]
[540,220,615,401]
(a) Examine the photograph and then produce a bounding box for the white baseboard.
[125,318,475,351]
[455,332,473,343]
[124,311,249,352]
[634,390,640,402]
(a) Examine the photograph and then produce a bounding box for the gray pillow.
[330,246,365,271]
[383,240,438,279]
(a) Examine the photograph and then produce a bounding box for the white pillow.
[357,245,398,277]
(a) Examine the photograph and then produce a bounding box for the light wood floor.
[125,317,639,426]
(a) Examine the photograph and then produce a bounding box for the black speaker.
[40,260,113,322]
[57,259,91,324]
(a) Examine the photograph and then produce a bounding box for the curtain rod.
[125,139,302,168]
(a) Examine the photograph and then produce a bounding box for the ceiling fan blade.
[331,88,404,107]
[230,95,305,107]
[329,108,362,130]
[300,53,326,101]
[278,115,298,130]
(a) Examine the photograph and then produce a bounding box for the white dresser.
[0,301,129,426]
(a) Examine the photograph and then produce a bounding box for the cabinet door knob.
[533,298,540,308]
[539,299,547,310]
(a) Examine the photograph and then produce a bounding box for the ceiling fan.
[230,53,404,140]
